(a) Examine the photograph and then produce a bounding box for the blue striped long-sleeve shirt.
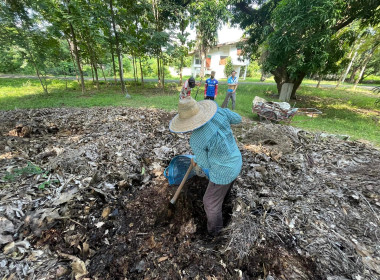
[189,107,242,184]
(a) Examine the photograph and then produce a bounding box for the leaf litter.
[0,107,379,279]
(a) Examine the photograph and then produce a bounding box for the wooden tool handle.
[170,162,194,204]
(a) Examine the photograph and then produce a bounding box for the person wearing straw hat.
[169,97,242,236]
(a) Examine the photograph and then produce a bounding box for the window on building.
[219,56,227,65]
[237,47,242,55]
[195,57,201,65]
[206,55,211,68]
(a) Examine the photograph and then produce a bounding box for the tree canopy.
[1,0,380,96]
[231,0,380,97]
[0,0,198,92]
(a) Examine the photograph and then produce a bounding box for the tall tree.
[0,0,59,94]
[345,25,380,85]
[66,0,85,93]
[109,0,129,97]
[353,41,379,89]
[231,0,380,98]
[191,0,228,79]
[35,0,87,93]
[146,0,187,87]
[176,14,192,85]
[358,50,380,83]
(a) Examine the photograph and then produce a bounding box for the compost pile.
[0,107,379,280]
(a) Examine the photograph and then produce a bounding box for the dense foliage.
[1,0,379,95]
[231,0,380,97]
[0,0,196,93]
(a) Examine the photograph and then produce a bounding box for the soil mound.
[0,107,379,279]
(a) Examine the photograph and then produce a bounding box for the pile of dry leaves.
[0,107,379,280]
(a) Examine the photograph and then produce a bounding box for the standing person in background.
[179,77,200,100]
[204,71,218,100]
[222,70,238,110]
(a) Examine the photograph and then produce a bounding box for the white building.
[190,41,250,80]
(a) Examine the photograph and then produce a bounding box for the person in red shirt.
[179,77,196,100]
[179,77,201,100]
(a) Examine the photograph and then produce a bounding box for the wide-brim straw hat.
[169,97,217,133]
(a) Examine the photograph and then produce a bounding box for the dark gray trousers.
[203,180,233,236]
[221,92,236,110]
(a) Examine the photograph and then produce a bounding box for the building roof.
[188,40,246,55]
[215,40,244,48]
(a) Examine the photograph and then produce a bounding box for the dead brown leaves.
[1,107,379,279]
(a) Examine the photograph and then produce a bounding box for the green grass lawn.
[1,78,379,146]
[242,76,380,87]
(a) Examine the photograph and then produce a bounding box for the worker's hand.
[192,161,207,177]
[195,82,201,86]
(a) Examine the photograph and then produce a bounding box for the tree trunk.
[353,53,373,89]
[179,19,186,85]
[87,43,100,90]
[271,67,305,99]
[93,62,100,90]
[152,0,162,87]
[34,66,48,94]
[135,56,139,83]
[162,58,165,89]
[132,56,135,82]
[290,73,306,99]
[100,64,108,85]
[349,66,359,83]
[179,55,183,86]
[316,75,322,88]
[260,68,266,82]
[64,66,68,90]
[199,48,206,79]
[68,21,85,94]
[157,56,161,86]
[110,44,117,85]
[132,56,137,83]
[119,53,127,93]
[116,49,126,95]
[336,51,358,88]
[66,38,80,83]
[90,61,95,83]
[42,72,49,92]
[271,67,288,94]
[133,56,137,82]
[353,42,379,89]
[110,0,128,97]
[25,46,48,94]
[139,58,144,85]
[32,60,48,94]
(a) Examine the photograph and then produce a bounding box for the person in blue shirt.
[169,97,242,236]
[204,71,218,100]
[222,70,238,110]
